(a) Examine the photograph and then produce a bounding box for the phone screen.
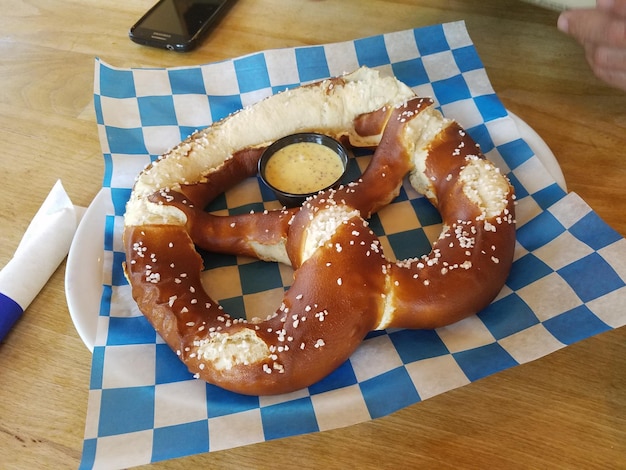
[130,0,232,51]
[140,0,221,37]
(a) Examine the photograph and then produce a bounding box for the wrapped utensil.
[0,180,78,341]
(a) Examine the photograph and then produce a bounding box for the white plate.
[520,0,595,11]
[65,115,566,352]
[510,112,566,191]
[65,188,108,352]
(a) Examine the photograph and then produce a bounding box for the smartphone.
[129,0,235,52]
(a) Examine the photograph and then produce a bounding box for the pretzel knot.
[123,67,516,395]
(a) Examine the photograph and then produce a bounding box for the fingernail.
[557,13,569,33]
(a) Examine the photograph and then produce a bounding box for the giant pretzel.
[123,67,516,395]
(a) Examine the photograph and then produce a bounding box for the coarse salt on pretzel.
[123,67,516,395]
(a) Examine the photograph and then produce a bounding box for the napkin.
[0,180,78,341]
[80,21,626,469]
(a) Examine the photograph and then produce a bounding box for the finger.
[583,43,626,90]
[597,0,626,17]
[591,64,626,91]
[559,9,626,47]
[588,43,626,71]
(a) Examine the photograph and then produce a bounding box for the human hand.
[558,0,626,91]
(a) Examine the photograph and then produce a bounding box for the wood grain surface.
[1,0,624,468]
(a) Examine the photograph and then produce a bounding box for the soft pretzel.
[123,67,516,395]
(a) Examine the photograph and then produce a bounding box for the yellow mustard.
[264,142,344,194]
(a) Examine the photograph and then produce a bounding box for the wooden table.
[1,0,625,468]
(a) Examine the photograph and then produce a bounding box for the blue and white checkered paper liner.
[80,21,626,469]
